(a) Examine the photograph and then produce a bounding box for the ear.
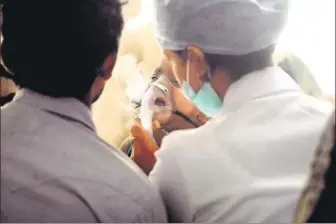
[159,57,180,86]
[163,50,187,85]
[186,45,208,80]
[186,45,205,60]
[100,54,117,80]
[164,50,182,64]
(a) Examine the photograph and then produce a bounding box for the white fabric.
[150,0,289,55]
[149,67,334,223]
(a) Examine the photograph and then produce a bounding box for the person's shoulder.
[63,176,166,222]
[2,129,165,221]
[165,125,213,145]
[2,174,166,222]
[70,139,166,219]
[299,94,334,117]
[158,123,216,156]
[1,100,35,137]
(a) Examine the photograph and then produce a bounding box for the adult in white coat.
[147,0,334,222]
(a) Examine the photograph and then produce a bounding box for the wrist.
[188,108,209,126]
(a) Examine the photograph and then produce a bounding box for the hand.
[130,119,159,175]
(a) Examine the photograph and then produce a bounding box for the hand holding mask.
[139,75,209,145]
[120,74,209,174]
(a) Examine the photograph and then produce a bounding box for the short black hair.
[1,0,124,99]
[176,45,275,82]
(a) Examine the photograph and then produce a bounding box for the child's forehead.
[153,58,179,86]
[158,58,173,76]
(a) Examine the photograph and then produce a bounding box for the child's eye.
[169,79,180,87]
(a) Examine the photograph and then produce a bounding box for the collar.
[13,88,96,132]
[221,66,302,113]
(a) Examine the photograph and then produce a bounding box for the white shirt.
[1,89,167,223]
[149,67,333,223]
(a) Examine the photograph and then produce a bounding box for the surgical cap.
[150,0,289,55]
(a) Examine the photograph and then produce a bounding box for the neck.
[82,94,92,108]
[210,68,232,100]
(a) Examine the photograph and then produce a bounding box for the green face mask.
[182,81,223,117]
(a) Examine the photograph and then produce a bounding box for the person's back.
[0,0,166,222]
[145,0,334,222]
[1,90,166,222]
[151,67,333,222]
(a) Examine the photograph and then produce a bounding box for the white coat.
[149,66,334,223]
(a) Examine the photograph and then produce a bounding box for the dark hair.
[1,0,125,99]
[176,45,275,82]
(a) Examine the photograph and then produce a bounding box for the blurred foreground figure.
[0,5,16,107]
[0,0,166,222]
[132,0,334,222]
[0,65,16,107]
[294,112,336,223]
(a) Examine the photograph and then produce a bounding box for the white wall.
[277,0,335,95]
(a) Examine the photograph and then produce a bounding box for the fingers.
[132,140,156,175]
[130,121,159,153]
[152,120,168,146]
[131,123,158,175]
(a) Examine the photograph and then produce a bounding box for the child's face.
[139,59,209,145]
